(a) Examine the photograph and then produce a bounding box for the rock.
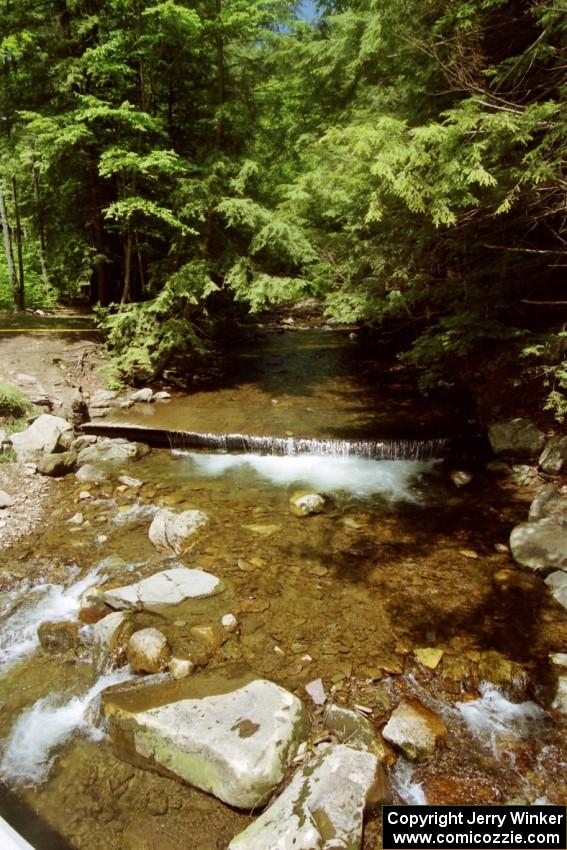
[89,389,119,408]
[148,508,208,554]
[478,650,513,685]
[488,419,545,459]
[529,484,567,521]
[93,611,133,674]
[37,620,79,652]
[68,511,84,525]
[0,489,15,508]
[539,435,567,475]
[222,613,238,631]
[545,571,567,610]
[289,491,326,517]
[130,388,153,403]
[510,518,567,570]
[494,543,509,554]
[103,567,223,611]
[414,647,444,669]
[510,465,540,488]
[305,678,326,706]
[128,628,171,674]
[382,697,447,761]
[189,623,225,654]
[77,438,150,466]
[10,414,74,462]
[102,672,309,808]
[67,388,89,427]
[118,475,142,488]
[76,463,110,483]
[71,434,97,452]
[88,407,110,419]
[36,450,77,477]
[228,744,382,850]
[244,524,281,536]
[553,676,567,714]
[154,391,171,401]
[169,657,195,680]
[458,549,479,560]
[324,704,393,766]
[79,586,112,624]
[450,470,473,488]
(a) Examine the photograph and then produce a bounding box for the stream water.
[1,327,566,849]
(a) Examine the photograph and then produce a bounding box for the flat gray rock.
[103,567,223,611]
[77,438,150,466]
[10,414,74,462]
[149,507,208,554]
[229,744,379,850]
[103,676,309,808]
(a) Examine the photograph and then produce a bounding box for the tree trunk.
[33,166,50,287]
[11,176,25,311]
[121,228,133,306]
[0,180,18,306]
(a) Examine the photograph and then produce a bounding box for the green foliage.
[0,384,34,419]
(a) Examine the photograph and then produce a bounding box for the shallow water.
[1,329,566,849]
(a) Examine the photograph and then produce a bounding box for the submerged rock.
[102,672,309,808]
[36,450,76,477]
[103,567,223,611]
[539,435,567,475]
[488,419,545,459]
[324,704,394,767]
[149,507,208,554]
[128,628,171,674]
[77,438,150,466]
[75,463,111,483]
[37,620,79,652]
[289,491,326,517]
[382,697,447,761]
[228,744,382,850]
[510,518,567,570]
[10,413,74,462]
[449,470,473,488]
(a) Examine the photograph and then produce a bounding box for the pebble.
[221,613,238,631]
[458,549,479,559]
[68,512,84,525]
[305,677,326,705]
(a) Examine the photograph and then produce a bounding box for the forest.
[1,0,565,418]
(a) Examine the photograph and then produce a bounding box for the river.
[0,326,566,849]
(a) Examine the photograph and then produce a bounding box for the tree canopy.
[1,0,565,416]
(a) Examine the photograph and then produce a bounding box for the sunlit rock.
[529,484,567,521]
[149,507,208,554]
[228,744,382,850]
[325,704,395,767]
[128,628,170,674]
[93,610,133,675]
[75,463,110,483]
[10,413,74,462]
[449,470,473,488]
[36,450,77,477]
[289,491,326,517]
[169,657,194,679]
[545,571,567,610]
[130,388,153,403]
[103,567,223,611]
[102,672,309,808]
[539,435,567,475]
[79,585,112,624]
[77,437,150,466]
[414,647,444,670]
[382,697,447,761]
[488,418,545,459]
[510,518,567,570]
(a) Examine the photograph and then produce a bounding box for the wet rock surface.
[77,438,150,466]
[148,508,209,554]
[103,567,223,611]
[382,697,448,761]
[128,628,171,674]
[510,518,567,570]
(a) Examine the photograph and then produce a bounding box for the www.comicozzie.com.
[383,806,567,849]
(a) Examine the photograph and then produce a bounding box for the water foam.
[457,684,545,757]
[0,668,133,786]
[177,451,434,500]
[390,759,427,804]
[0,566,104,674]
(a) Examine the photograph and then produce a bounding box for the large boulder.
[103,567,223,611]
[488,419,545,459]
[77,438,150,466]
[149,508,208,554]
[102,672,309,808]
[539,435,567,475]
[382,697,447,761]
[510,518,567,571]
[36,450,77,477]
[529,485,567,521]
[10,414,74,462]
[229,744,381,850]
